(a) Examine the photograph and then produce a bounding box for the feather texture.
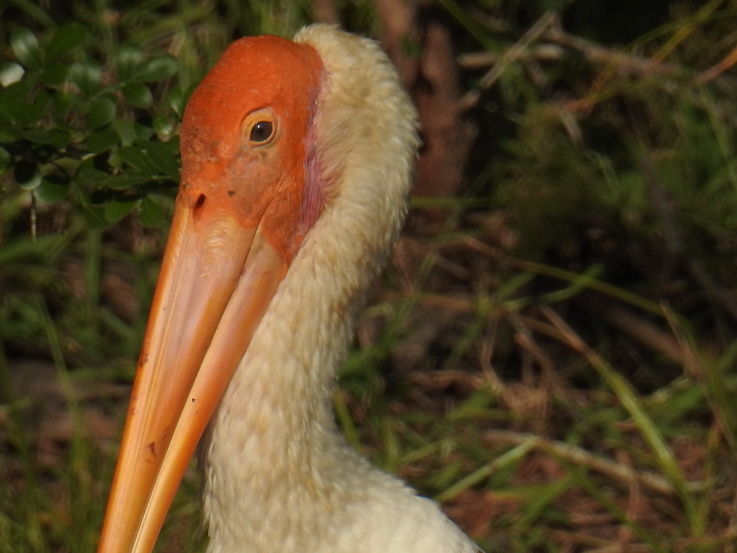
[203,25,479,553]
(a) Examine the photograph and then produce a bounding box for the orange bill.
[97,191,287,553]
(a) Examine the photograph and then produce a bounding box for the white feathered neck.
[202,24,479,553]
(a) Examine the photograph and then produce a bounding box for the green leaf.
[46,23,88,62]
[10,28,43,69]
[41,63,69,87]
[51,91,74,122]
[87,97,117,129]
[139,196,167,227]
[122,82,152,108]
[76,157,110,186]
[0,117,19,142]
[85,128,119,154]
[82,204,109,229]
[0,84,39,125]
[111,119,137,146]
[117,141,179,179]
[34,88,52,112]
[152,116,174,139]
[23,129,71,149]
[135,55,179,82]
[36,176,69,202]
[51,156,81,176]
[104,197,139,222]
[101,173,153,190]
[14,161,42,190]
[134,121,154,141]
[0,146,11,174]
[111,119,154,146]
[118,145,158,174]
[167,85,194,116]
[138,140,179,179]
[116,44,143,82]
[0,62,25,87]
[70,61,102,95]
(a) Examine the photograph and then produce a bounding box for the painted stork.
[97,24,480,553]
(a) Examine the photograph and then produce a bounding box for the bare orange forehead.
[180,35,324,176]
[177,35,325,262]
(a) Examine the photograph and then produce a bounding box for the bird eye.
[249,121,273,143]
[243,108,278,146]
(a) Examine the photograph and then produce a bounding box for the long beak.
[97,191,287,553]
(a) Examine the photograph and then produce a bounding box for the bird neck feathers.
[203,24,423,553]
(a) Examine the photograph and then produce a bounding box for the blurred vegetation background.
[1,0,737,551]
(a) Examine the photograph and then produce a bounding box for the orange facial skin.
[180,35,325,261]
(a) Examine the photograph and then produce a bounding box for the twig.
[311,0,339,24]
[544,25,683,80]
[688,259,737,325]
[617,449,640,547]
[697,44,737,84]
[484,429,704,495]
[477,313,506,395]
[579,294,692,368]
[728,484,737,553]
[461,10,559,109]
[458,44,565,69]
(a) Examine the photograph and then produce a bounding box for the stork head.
[97,35,325,553]
[179,36,325,261]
